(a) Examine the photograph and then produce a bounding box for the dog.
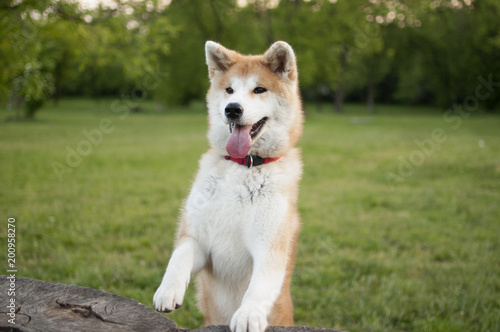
[153,40,304,332]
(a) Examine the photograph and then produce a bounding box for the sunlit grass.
[1,99,499,331]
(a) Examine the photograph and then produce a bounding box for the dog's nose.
[225,103,243,120]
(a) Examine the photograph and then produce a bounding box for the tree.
[391,0,500,110]
[1,0,90,118]
[3,0,497,113]
[270,0,362,111]
[1,0,54,118]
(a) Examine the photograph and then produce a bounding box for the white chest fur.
[184,151,299,283]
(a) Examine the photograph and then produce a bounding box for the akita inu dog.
[154,41,303,332]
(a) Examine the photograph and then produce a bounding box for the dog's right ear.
[264,41,298,83]
[205,41,238,80]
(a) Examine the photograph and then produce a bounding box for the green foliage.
[13,61,54,118]
[1,0,500,113]
[0,0,85,117]
[154,0,268,105]
[391,0,500,109]
[1,100,499,331]
[0,0,52,116]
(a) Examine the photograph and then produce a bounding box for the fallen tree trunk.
[0,276,177,332]
[0,276,341,332]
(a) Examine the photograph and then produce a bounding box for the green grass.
[1,99,499,331]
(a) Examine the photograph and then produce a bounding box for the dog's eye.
[226,87,234,94]
[253,87,267,94]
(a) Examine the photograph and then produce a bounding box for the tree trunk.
[367,81,375,113]
[334,82,344,113]
[54,82,61,106]
[334,45,348,113]
[0,276,344,332]
[0,276,177,332]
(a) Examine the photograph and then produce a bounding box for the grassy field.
[1,98,499,331]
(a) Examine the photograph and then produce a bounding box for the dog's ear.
[264,41,297,82]
[205,41,238,80]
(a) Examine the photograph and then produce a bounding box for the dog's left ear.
[264,41,297,82]
[205,41,239,80]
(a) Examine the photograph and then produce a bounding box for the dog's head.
[205,41,303,159]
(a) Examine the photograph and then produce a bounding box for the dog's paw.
[153,274,189,313]
[230,305,268,332]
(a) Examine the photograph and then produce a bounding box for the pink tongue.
[226,124,252,158]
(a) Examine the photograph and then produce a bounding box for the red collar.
[224,155,281,168]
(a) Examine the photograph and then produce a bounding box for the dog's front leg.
[153,238,206,312]
[230,247,288,332]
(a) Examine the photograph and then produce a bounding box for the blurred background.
[2,0,500,117]
[2,1,500,331]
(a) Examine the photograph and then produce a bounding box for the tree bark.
[367,81,375,113]
[0,276,344,332]
[0,276,177,332]
[334,82,344,113]
[334,45,348,113]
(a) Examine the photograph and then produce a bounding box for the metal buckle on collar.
[245,155,253,168]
